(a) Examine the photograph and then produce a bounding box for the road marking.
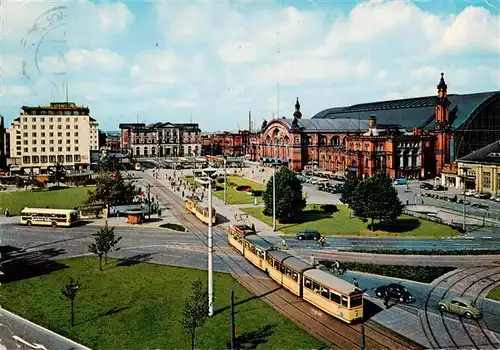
[12,335,48,349]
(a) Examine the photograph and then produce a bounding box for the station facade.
[255,74,500,180]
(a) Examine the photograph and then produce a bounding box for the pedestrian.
[251,223,255,232]
[309,255,315,266]
[352,277,359,288]
[384,294,390,309]
[182,190,185,197]
[4,208,9,217]
[158,208,162,217]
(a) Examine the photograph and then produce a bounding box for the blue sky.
[1,0,499,132]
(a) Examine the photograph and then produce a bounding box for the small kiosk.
[125,210,145,225]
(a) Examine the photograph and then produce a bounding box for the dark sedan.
[375,283,415,303]
[296,229,321,240]
[420,182,433,190]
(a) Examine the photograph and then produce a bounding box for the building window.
[50,147,54,152]
[32,147,37,152]
[66,147,71,152]
[75,125,78,129]
[32,124,36,129]
[58,132,62,137]
[58,147,63,152]
[32,132,36,137]
[23,140,28,145]
[66,155,73,162]
[41,132,45,137]
[483,172,491,189]
[75,147,79,151]
[74,132,78,137]
[66,124,70,129]
[58,155,64,163]
[23,156,30,163]
[41,156,48,163]
[32,156,39,163]
[50,125,54,129]
[57,118,62,122]
[75,139,78,144]
[41,147,45,152]
[58,140,62,145]
[23,132,28,137]
[41,125,45,130]
[23,125,28,129]
[66,140,70,144]
[23,147,28,152]
[66,132,70,137]
[74,155,81,162]
[49,155,56,163]
[41,140,45,145]
[49,132,54,137]
[50,140,54,144]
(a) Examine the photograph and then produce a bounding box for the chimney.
[249,111,252,133]
[368,114,377,128]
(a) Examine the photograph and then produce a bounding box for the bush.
[160,223,186,232]
[236,185,251,192]
[86,178,97,186]
[216,176,225,184]
[320,204,338,213]
[319,260,455,283]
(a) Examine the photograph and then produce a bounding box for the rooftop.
[313,91,499,130]
[457,140,500,165]
[276,118,370,132]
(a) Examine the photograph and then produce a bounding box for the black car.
[296,229,321,240]
[420,182,433,190]
[434,185,448,191]
[375,283,414,303]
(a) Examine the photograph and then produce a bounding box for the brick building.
[202,130,258,157]
[257,73,500,180]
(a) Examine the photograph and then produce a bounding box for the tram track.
[142,175,423,349]
[420,266,500,349]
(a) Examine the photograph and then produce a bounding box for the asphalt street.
[0,307,90,350]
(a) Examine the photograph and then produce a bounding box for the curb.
[0,308,91,350]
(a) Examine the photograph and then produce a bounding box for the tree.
[262,167,306,223]
[181,279,208,350]
[61,277,81,327]
[88,225,122,270]
[86,171,136,206]
[340,171,360,206]
[51,162,66,187]
[350,171,403,231]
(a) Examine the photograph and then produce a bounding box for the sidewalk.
[144,170,280,237]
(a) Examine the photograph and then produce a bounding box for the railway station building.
[256,73,500,180]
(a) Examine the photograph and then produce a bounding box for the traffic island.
[241,204,461,238]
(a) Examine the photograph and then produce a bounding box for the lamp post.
[194,167,217,317]
[223,156,227,205]
[460,167,471,232]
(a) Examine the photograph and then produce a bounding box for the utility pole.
[272,165,276,231]
[360,324,365,350]
[147,184,151,220]
[461,167,470,232]
[224,156,227,205]
[230,289,235,350]
[207,174,214,316]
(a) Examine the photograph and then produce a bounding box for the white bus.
[20,208,79,228]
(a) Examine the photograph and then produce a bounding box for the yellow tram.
[227,228,364,324]
[302,269,363,323]
[185,197,217,225]
[227,224,255,254]
[242,234,274,271]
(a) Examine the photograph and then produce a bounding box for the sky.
[1,0,499,132]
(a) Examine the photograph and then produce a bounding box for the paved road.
[333,269,500,349]
[0,308,89,350]
[265,235,500,251]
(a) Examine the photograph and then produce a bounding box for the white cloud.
[1,85,31,98]
[129,51,180,84]
[1,55,23,78]
[37,49,126,74]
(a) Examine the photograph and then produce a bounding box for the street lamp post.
[460,167,471,232]
[194,167,217,317]
[272,165,276,231]
[224,156,227,205]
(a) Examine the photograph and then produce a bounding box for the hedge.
[343,249,500,256]
[318,260,455,283]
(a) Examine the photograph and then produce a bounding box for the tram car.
[185,197,217,225]
[227,224,256,254]
[228,229,364,324]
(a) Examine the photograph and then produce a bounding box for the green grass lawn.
[487,285,500,301]
[0,187,93,216]
[0,257,324,350]
[241,204,459,238]
[183,175,265,205]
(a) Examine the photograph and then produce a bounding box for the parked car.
[465,190,477,197]
[434,185,448,191]
[375,283,415,303]
[438,297,481,318]
[296,229,321,240]
[393,178,408,185]
[478,193,491,199]
[420,182,433,190]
